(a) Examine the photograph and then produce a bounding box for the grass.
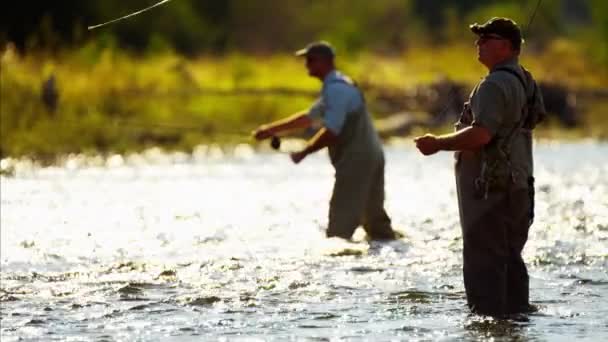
[1,39,607,160]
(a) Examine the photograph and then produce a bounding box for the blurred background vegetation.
[1,0,607,160]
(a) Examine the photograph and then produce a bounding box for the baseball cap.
[470,17,523,50]
[294,41,336,58]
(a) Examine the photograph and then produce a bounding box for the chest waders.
[321,76,393,240]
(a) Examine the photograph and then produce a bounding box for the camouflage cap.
[470,17,523,50]
[294,41,336,58]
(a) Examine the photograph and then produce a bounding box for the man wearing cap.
[414,18,545,316]
[253,41,397,241]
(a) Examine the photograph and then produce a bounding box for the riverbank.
[2,41,607,160]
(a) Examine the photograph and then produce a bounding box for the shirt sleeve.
[471,79,506,136]
[322,84,352,135]
[307,96,325,120]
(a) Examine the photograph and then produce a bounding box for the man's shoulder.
[325,70,354,85]
[486,66,525,89]
[323,75,358,96]
[474,75,504,96]
[476,69,523,98]
[486,70,513,83]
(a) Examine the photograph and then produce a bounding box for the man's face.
[305,54,331,78]
[475,34,512,67]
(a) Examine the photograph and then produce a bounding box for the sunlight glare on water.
[1,141,607,341]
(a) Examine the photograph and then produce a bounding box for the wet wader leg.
[462,193,510,316]
[362,158,394,240]
[326,165,373,240]
[506,188,532,313]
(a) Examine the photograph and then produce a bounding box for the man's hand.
[290,150,308,164]
[415,126,492,154]
[252,125,274,140]
[253,125,273,140]
[414,134,442,156]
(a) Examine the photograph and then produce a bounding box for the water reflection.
[1,141,607,340]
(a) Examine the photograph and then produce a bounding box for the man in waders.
[414,18,545,316]
[253,41,397,241]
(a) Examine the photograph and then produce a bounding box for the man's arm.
[415,125,492,156]
[253,111,312,140]
[291,127,338,163]
[290,83,351,164]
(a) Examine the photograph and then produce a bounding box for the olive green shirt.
[466,57,544,188]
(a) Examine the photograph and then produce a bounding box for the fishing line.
[524,0,543,35]
[88,0,173,30]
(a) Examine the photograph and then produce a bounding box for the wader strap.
[493,68,532,145]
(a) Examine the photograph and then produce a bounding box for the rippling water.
[1,141,607,341]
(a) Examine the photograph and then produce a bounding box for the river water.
[1,141,607,341]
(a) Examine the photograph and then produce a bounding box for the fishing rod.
[88,0,174,30]
[53,117,284,151]
[524,0,543,37]
[109,118,282,150]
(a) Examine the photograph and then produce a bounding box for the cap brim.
[294,48,308,57]
[469,23,487,35]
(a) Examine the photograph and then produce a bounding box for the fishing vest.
[457,65,542,199]
[323,78,383,168]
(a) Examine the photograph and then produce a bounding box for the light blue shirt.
[307,70,364,135]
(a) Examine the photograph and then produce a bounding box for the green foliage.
[2,0,601,56]
[313,0,415,53]
[590,0,608,66]
[2,39,606,159]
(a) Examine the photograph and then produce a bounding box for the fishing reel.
[270,136,281,150]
